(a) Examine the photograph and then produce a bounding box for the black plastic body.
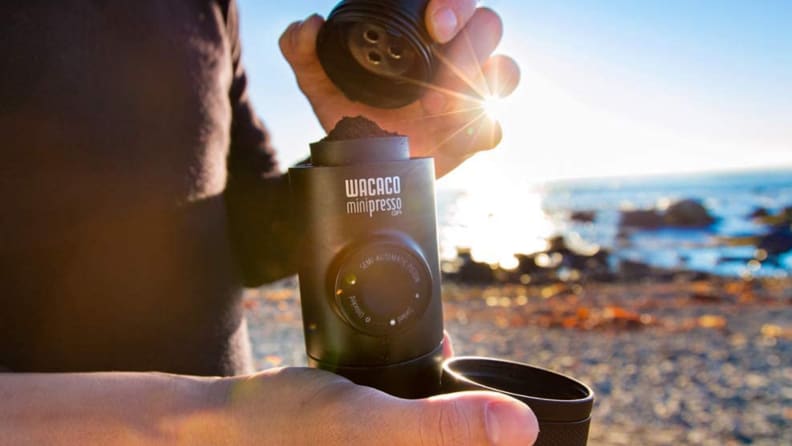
[317,0,434,108]
[441,357,594,446]
[288,136,444,398]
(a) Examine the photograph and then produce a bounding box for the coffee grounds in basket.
[322,116,401,141]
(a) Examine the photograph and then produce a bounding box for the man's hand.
[1,368,537,445]
[217,367,539,445]
[279,1,520,177]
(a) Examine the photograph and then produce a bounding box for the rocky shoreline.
[443,199,792,286]
[244,275,792,445]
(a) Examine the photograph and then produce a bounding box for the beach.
[244,169,792,444]
[244,276,792,445]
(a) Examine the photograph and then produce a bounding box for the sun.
[481,95,508,123]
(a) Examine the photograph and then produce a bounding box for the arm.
[0,372,225,445]
[221,0,298,286]
[1,368,539,445]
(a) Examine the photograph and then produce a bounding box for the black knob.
[334,241,432,336]
[317,0,435,108]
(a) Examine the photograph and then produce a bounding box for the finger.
[482,55,521,98]
[279,14,324,65]
[314,381,538,446]
[426,0,478,44]
[279,15,335,98]
[401,391,539,445]
[278,20,301,59]
[423,8,504,114]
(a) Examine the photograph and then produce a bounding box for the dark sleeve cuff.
[225,171,299,287]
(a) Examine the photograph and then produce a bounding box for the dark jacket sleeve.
[221,0,298,286]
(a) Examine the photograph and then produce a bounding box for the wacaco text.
[344,176,403,217]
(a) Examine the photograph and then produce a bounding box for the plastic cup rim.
[442,356,595,406]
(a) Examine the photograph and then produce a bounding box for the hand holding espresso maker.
[289,1,594,443]
[289,0,444,399]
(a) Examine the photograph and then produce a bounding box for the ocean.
[436,168,792,278]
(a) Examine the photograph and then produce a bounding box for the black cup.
[441,357,594,446]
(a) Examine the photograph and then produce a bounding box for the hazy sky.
[237,0,792,185]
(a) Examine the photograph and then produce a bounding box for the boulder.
[452,251,494,283]
[618,260,653,281]
[748,207,770,219]
[758,226,792,255]
[513,253,558,285]
[755,207,792,226]
[663,199,715,227]
[570,210,596,223]
[619,209,665,229]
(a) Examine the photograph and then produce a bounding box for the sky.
[236,0,792,186]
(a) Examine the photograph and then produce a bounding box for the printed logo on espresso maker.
[344,176,403,217]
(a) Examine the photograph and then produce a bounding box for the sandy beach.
[244,276,792,445]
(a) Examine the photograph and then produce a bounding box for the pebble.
[244,278,792,445]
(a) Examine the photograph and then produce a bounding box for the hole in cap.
[364,29,380,44]
[389,46,403,59]
[367,51,382,65]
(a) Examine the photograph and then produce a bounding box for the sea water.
[437,168,792,278]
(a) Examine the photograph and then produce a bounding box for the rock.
[691,293,724,303]
[580,249,610,270]
[599,305,648,329]
[614,261,682,282]
[748,207,770,219]
[570,210,596,223]
[546,235,567,252]
[585,269,618,283]
[783,206,792,220]
[513,253,557,285]
[619,199,715,229]
[754,206,792,226]
[618,259,653,281]
[620,209,665,229]
[758,226,792,255]
[595,379,613,396]
[451,251,495,283]
[663,199,715,227]
[523,236,613,283]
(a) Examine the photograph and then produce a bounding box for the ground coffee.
[322,116,401,141]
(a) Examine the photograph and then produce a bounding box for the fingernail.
[294,14,318,35]
[303,13,321,24]
[485,400,539,445]
[431,7,458,43]
[289,21,303,49]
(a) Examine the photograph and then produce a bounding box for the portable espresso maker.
[290,1,596,442]
[288,127,444,398]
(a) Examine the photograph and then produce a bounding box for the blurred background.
[238,0,792,277]
[237,1,792,444]
[239,0,792,176]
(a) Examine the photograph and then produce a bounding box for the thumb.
[388,391,539,446]
[278,15,334,98]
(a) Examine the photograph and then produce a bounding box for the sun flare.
[481,95,507,123]
[440,179,555,270]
